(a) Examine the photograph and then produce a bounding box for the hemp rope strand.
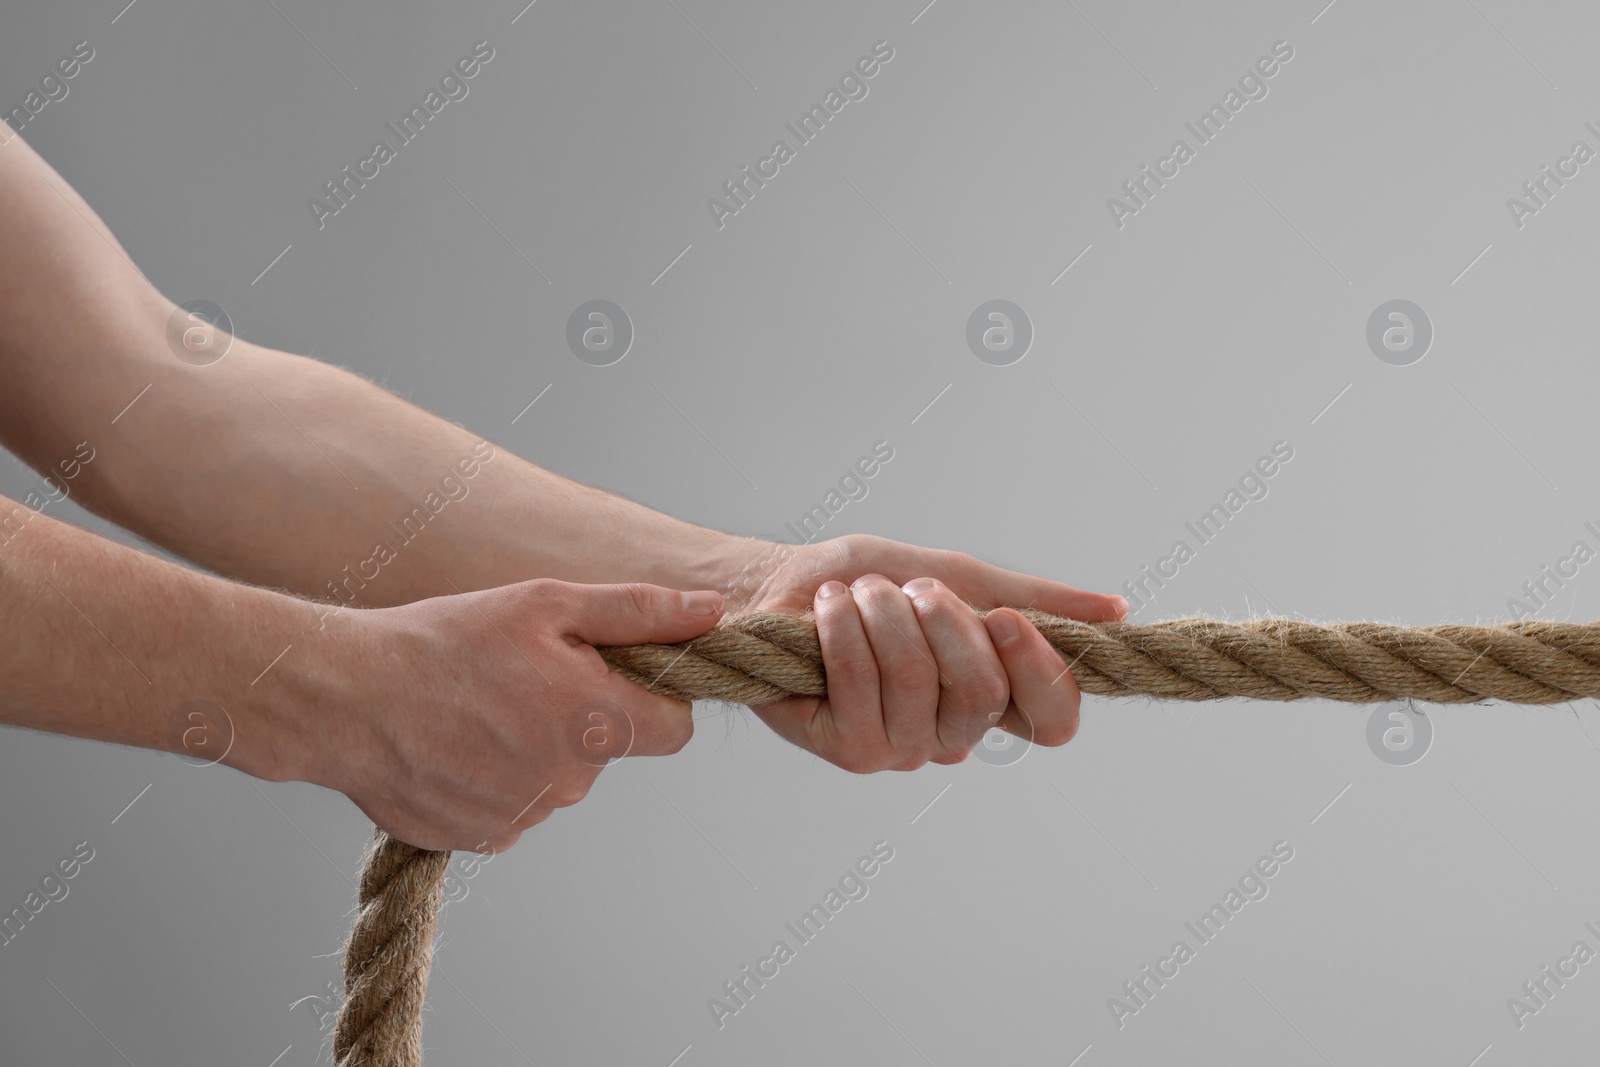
[335,609,1600,1064]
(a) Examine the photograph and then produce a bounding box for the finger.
[543,764,600,808]
[349,799,450,854]
[950,557,1128,624]
[851,573,940,763]
[983,607,1082,746]
[357,794,513,855]
[750,578,890,768]
[744,695,818,757]
[511,799,556,829]
[504,765,598,835]
[901,578,1010,758]
[811,578,889,761]
[478,829,523,854]
[555,580,725,647]
[509,790,559,832]
[596,675,696,758]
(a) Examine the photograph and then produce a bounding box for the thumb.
[559,581,725,648]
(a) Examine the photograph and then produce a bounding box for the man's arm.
[0,494,726,853]
[0,129,1128,781]
[0,133,760,606]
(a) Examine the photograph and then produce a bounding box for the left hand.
[725,534,1127,773]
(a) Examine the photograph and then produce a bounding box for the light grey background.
[3,0,1599,1063]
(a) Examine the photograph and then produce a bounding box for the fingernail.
[901,577,937,597]
[681,590,723,615]
[987,609,1021,646]
[1112,595,1129,617]
[817,580,847,599]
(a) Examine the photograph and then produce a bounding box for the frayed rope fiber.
[336,609,1600,1065]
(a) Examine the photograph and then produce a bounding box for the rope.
[602,610,1600,705]
[334,831,451,1067]
[333,609,1600,1064]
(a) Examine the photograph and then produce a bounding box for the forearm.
[0,495,332,781]
[0,133,763,604]
[63,339,758,605]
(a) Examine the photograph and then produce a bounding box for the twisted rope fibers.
[335,609,1600,1064]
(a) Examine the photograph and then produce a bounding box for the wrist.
[224,589,375,789]
[714,535,801,610]
[627,525,781,608]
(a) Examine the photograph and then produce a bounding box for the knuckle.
[621,582,659,618]
[833,752,873,775]
[892,751,932,772]
[527,577,573,614]
[834,533,866,558]
[906,578,954,609]
[955,672,1010,713]
[493,830,523,852]
[515,807,554,830]
[547,776,593,807]
[834,746,890,775]
[834,533,877,568]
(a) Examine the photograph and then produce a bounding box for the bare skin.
[0,130,1126,852]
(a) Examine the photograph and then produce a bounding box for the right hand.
[305,579,725,853]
